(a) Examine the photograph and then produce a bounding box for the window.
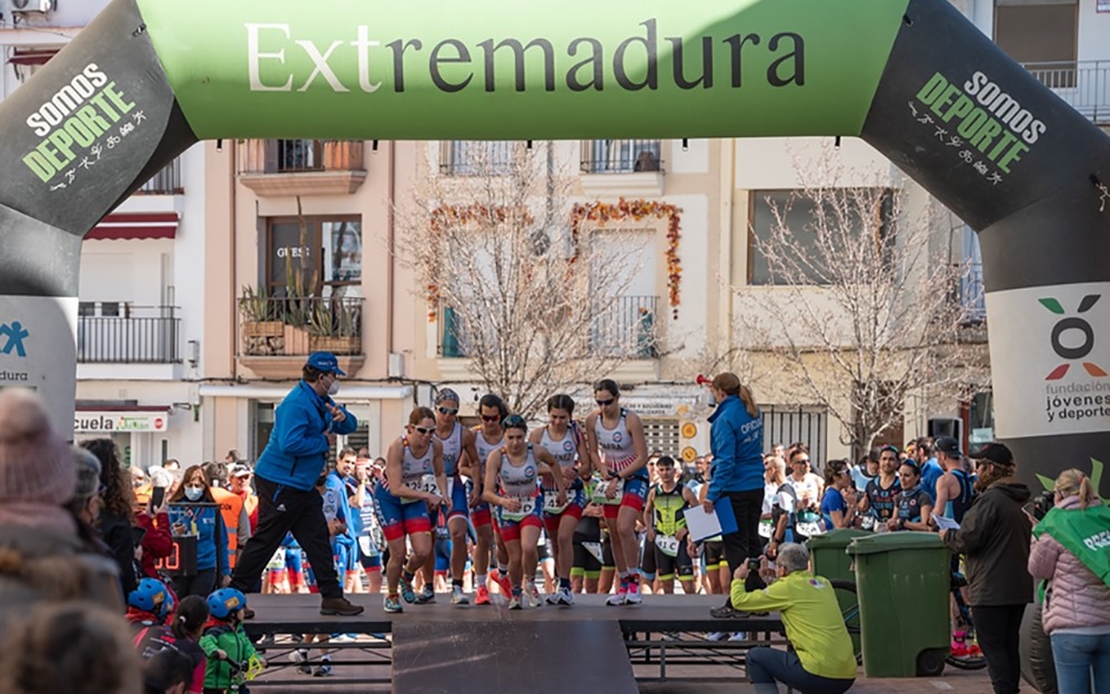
[440,141,518,176]
[581,140,661,174]
[994,0,1077,67]
[265,217,362,295]
[748,189,894,285]
[762,406,828,466]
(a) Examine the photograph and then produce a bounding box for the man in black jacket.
[938,443,1032,694]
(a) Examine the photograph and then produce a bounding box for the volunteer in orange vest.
[228,464,259,534]
[203,462,250,570]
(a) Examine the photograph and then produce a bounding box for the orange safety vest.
[210,486,243,570]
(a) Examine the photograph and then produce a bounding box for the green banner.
[136,0,907,140]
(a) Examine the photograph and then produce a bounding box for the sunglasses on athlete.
[413,426,435,435]
[438,406,458,416]
[596,398,615,406]
[481,414,501,422]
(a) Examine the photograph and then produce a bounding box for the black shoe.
[710,603,750,619]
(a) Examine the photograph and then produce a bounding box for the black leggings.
[173,568,216,600]
[722,489,766,595]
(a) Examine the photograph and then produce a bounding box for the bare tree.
[397,142,657,418]
[733,157,988,457]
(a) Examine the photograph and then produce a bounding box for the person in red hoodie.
[134,488,175,580]
[127,577,175,629]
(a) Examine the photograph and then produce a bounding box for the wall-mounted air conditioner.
[11,0,55,14]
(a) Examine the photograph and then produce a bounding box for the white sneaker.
[508,596,522,610]
[558,586,575,606]
[544,592,562,606]
[289,649,311,675]
[451,585,470,606]
[605,589,628,606]
[625,587,643,605]
[729,632,747,642]
[707,632,727,642]
[525,582,542,608]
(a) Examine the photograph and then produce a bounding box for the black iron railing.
[238,140,365,174]
[1022,60,1110,124]
[589,295,659,358]
[135,158,183,195]
[440,141,518,176]
[238,294,364,357]
[77,305,180,363]
[581,140,662,174]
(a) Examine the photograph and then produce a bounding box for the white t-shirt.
[790,472,823,510]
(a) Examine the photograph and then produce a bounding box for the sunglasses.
[481,414,501,422]
[596,398,615,406]
[793,458,810,464]
[438,406,459,416]
[413,426,435,435]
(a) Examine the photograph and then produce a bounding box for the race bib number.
[656,534,680,557]
[265,548,285,571]
[358,535,378,556]
[758,519,774,539]
[502,496,536,521]
[403,474,441,504]
[797,521,827,537]
[860,515,875,531]
[592,478,624,505]
[543,491,570,514]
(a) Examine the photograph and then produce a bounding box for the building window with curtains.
[265,217,362,296]
[747,189,894,286]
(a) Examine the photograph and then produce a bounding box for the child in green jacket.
[199,588,266,693]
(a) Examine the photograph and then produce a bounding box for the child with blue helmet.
[126,577,175,628]
[200,588,265,692]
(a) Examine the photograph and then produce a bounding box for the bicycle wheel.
[946,651,989,670]
[829,579,862,664]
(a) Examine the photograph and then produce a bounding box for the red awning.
[8,49,58,66]
[85,212,179,241]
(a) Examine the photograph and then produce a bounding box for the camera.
[748,558,762,572]
[1032,489,1055,520]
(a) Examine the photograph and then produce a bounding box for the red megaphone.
[696,374,711,386]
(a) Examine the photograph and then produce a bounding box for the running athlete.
[482,415,566,610]
[352,458,384,595]
[642,456,699,595]
[375,407,448,613]
[469,394,511,605]
[427,388,481,606]
[530,394,591,606]
[859,445,902,532]
[571,491,605,594]
[584,378,650,606]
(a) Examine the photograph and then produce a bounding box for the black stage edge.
[241,593,784,636]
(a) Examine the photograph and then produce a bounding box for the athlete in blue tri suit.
[375,407,448,613]
[584,379,650,607]
[530,394,592,606]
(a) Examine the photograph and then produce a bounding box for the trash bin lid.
[806,529,872,549]
[846,532,946,555]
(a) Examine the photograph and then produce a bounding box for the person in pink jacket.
[1028,468,1110,694]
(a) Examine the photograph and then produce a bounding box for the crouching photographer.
[730,543,856,694]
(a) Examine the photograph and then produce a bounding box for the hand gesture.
[215,649,228,661]
[556,489,567,507]
[605,480,619,500]
[428,493,446,508]
[327,403,346,424]
[503,497,522,512]
[701,499,715,514]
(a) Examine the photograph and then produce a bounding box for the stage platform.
[243,593,784,691]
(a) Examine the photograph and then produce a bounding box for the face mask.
[184,487,204,502]
[328,380,340,396]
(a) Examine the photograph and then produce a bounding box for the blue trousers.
[1051,631,1110,694]
[746,647,854,694]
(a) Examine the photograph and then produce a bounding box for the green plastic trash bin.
[847,533,951,678]
[807,529,871,657]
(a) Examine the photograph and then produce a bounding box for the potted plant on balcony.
[308,299,361,355]
[240,286,284,356]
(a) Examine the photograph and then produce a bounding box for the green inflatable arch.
[0,0,1107,493]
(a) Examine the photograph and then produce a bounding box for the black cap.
[934,435,962,457]
[970,442,1014,467]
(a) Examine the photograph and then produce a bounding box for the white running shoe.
[707,632,727,642]
[558,586,575,606]
[605,588,628,606]
[508,596,523,610]
[625,586,643,605]
[525,582,543,608]
[729,632,747,642]
[451,585,470,606]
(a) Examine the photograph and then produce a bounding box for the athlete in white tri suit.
[375,407,447,614]
[584,378,650,606]
[468,394,510,605]
[530,393,591,606]
[483,414,566,610]
[425,388,481,607]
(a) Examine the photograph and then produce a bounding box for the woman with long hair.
[530,393,591,606]
[702,373,766,619]
[375,406,447,614]
[81,438,140,597]
[584,378,650,606]
[820,460,858,530]
[167,465,230,598]
[1029,468,1110,693]
[483,415,566,609]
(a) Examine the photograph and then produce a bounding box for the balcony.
[439,141,518,176]
[238,294,364,379]
[77,304,180,364]
[237,140,367,196]
[1022,60,1110,125]
[580,140,665,195]
[134,157,183,195]
[438,295,659,360]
